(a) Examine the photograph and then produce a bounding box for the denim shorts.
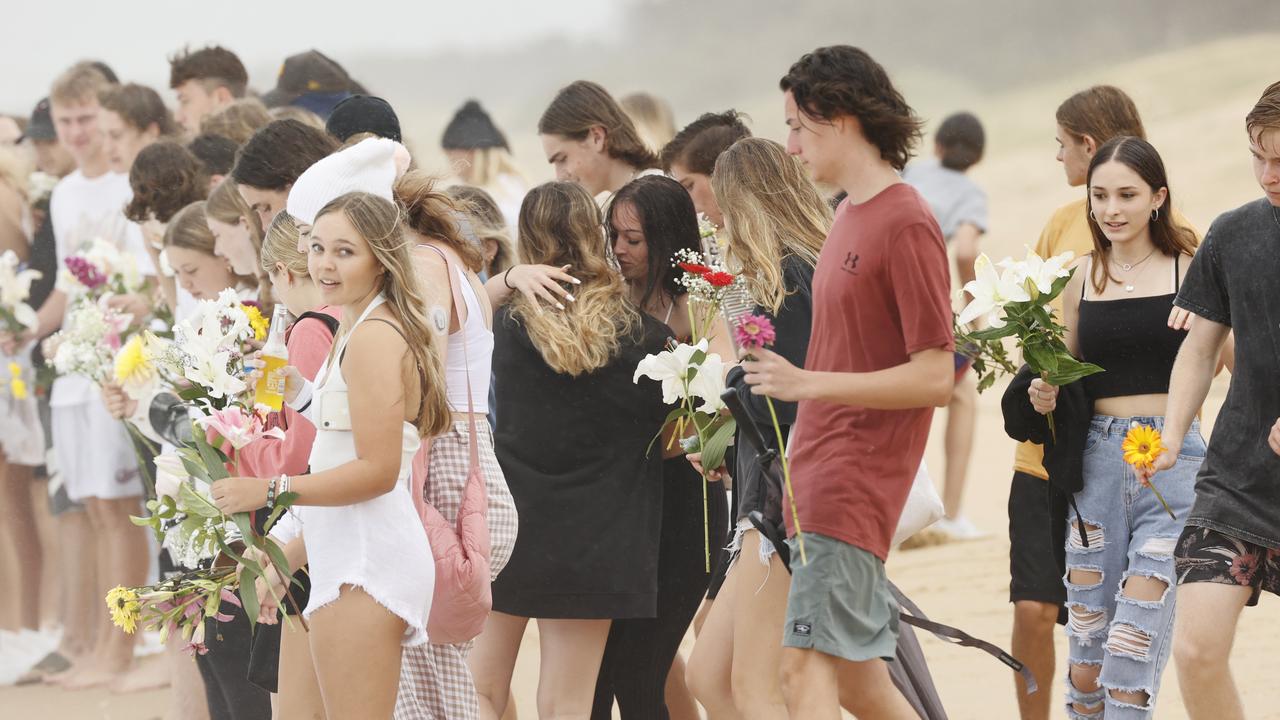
[1063,415,1203,719]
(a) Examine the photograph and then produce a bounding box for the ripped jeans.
[1063,415,1202,719]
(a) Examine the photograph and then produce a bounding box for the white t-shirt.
[50,170,153,407]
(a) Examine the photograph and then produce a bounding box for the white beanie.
[286,137,400,225]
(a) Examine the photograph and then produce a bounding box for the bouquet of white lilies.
[956,249,1104,434]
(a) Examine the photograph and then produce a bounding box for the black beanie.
[441,100,508,151]
[326,95,402,143]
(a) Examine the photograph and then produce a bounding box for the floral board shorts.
[1174,524,1280,606]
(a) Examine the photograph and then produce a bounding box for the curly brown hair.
[124,141,208,223]
[168,45,248,97]
[780,46,923,171]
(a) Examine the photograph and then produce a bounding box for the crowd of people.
[0,39,1276,720]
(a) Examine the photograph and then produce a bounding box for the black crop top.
[1076,255,1187,400]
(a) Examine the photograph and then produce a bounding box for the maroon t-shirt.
[785,183,954,561]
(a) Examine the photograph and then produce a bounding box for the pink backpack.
[410,245,492,645]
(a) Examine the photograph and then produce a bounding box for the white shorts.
[51,397,143,502]
[0,355,45,467]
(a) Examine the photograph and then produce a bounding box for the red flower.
[1229,552,1260,585]
[703,270,735,287]
[678,262,713,276]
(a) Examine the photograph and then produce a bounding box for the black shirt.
[1174,198,1280,549]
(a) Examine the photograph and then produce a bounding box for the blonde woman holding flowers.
[211,192,448,719]
[1028,136,1203,719]
[684,137,829,720]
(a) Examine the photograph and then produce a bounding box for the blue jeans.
[1063,415,1203,719]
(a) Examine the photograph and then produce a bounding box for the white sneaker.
[931,515,987,541]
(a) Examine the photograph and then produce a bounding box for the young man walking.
[742,45,955,719]
[1139,80,1280,720]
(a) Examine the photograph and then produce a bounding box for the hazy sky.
[2,0,626,113]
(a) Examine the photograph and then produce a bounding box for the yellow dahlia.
[1123,424,1165,470]
[242,305,269,342]
[106,585,141,634]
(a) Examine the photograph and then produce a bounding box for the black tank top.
[1076,254,1187,400]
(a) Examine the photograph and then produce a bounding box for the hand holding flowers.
[1123,424,1176,519]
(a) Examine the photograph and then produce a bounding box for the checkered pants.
[395,421,518,720]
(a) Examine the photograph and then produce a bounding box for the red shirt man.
[742,46,954,720]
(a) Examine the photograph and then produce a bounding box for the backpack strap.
[296,310,340,337]
[419,244,481,473]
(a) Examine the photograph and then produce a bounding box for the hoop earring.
[1089,210,1098,223]
[1151,208,1160,221]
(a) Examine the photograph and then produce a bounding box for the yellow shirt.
[1012,198,1200,479]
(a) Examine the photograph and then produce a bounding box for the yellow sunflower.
[105,585,141,634]
[7,362,19,378]
[242,305,269,342]
[10,377,28,400]
[1123,424,1165,470]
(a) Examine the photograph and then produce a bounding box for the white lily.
[959,253,1031,328]
[634,340,707,405]
[687,351,727,413]
[1013,247,1075,297]
[153,452,188,501]
[0,250,42,306]
[184,349,246,399]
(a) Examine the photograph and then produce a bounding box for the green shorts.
[783,532,899,662]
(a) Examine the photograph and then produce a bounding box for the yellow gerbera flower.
[105,585,141,634]
[10,377,28,400]
[242,305,269,342]
[7,362,19,378]
[114,334,153,387]
[1123,424,1165,470]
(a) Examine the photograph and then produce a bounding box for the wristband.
[287,379,315,413]
[266,475,278,509]
[503,268,516,290]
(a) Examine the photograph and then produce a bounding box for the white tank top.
[445,267,493,414]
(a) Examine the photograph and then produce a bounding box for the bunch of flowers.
[49,297,133,382]
[159,289,269,411]
[0,250,41,335]
[672,248,741,343]
[106,566,241,656]
[114,289,295,635]
[955,249,1104,436]
[635,338,737,571]
[5,361,29,400]
[56,237,146,300]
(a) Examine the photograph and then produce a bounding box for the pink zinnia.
[734,314,776,350]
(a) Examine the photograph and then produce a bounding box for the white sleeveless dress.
[301,294,434,646]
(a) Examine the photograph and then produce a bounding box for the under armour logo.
[842,252,860,275]
[793,622,812,637]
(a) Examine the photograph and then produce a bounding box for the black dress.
[490,307,671,618]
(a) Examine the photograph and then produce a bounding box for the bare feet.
[110,653,171,694]
[61,663,122,690]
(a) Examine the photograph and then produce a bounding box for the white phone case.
[318,391,351,430]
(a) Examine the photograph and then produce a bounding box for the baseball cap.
[20,98,56,142]
[261,50,356,108]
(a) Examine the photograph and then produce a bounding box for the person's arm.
[1137,317,1229,481]
[741,346,953,408]
[411,245,454,367]
[951,222,982,294]
[234,318,333,477]
[212,320,417,511]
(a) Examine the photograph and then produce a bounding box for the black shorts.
[1008,472,1067,622]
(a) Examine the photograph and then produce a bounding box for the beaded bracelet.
[280,474,291,498]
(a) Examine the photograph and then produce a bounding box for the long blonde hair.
[313,192,451,438]
[393,170,485,272]
[712,138,830,313]
[512,182,639,376]
[466,147,528,190]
